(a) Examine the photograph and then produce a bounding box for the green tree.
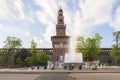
[0,56,3,64]
[77,33,102,61]
[113,31,120,48]
[4,36,22,48]
[110,31,120,65]
[0,49,9,65]
[30,39,37,65]
[15,49,30,62]
[36,52,50,66]
[25,57,33,66]
[16,57,22,64]
[3,36,22,67]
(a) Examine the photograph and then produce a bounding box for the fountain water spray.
[64,33,83,63]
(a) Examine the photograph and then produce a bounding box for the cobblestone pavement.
[0,73,120,80]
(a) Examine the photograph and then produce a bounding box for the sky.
[0,0,120,48]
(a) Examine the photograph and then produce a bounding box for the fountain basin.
[62,53,85,70]
[64,53,83,63]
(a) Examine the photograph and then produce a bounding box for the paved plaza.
[0,68,120,80]
[0,72,120,80]
[71,73,120,80]
[0,74,39,80]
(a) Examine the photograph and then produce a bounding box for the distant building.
[95,48,114,65]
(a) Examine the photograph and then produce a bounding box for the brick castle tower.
[51,9,70,63]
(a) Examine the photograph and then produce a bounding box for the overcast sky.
[0,0,120,48]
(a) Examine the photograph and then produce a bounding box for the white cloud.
[32,37,38,43]
[0,24,2,29]
[0,0,35,24]
[72,0,115,36]
[110,7,120,30]
[34,0,59,48]
[0,0,26,20]
[0,35,5,47]
[25,31,30,36]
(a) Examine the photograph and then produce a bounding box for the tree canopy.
[77,33,102,61]
[15,49,30,62]
[36,52,50,66]
[4,36,22,49]
[24,39,50,66]
[110,31,120,65]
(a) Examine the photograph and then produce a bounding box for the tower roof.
[59,8,63,12]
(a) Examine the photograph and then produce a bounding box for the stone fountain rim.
[63,62,85,64]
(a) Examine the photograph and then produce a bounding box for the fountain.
[64,52,83,63]
[62,37,85,70]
